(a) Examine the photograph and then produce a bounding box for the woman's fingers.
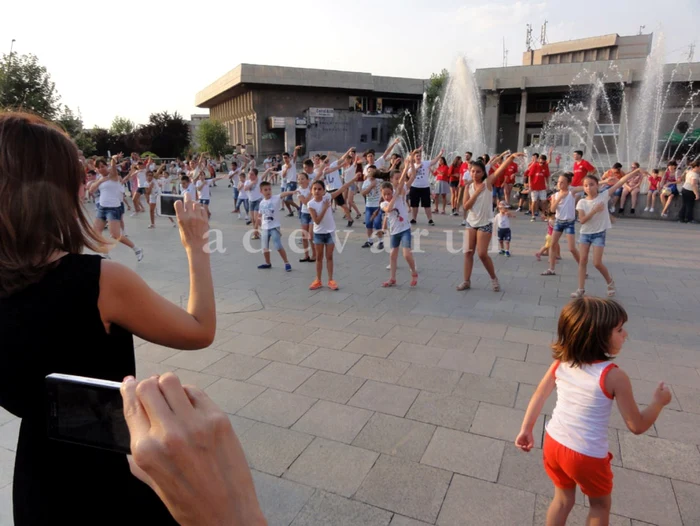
[121,376,150,440]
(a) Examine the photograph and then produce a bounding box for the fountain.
[392,57,487,162]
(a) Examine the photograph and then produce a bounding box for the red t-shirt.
[527,163,550,191]
[572,159,594,186]
[503,163,518,185]
[459,162,469,187]
[648,175,661,191]
[434,165,450,182]
[448,165,461,182]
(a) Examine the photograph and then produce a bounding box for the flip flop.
[382,279,397,288]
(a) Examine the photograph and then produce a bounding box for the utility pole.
[540,20,548,46]
[638,25,645,35]
[526,24,533,52]
[502,37,508,67]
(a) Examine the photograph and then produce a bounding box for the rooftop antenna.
[638,25,645,35]
[502,37,509,67]
[526,24,533,51]
[540,20,548,46]
[687,42,696,63]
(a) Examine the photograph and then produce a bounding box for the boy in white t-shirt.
[179,175,198,201]
[494,201,516,257]
[257,181,296,272]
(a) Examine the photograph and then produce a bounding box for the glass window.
[371,127,378,141]
[360,134,367,143]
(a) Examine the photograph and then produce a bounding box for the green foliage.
[110,116,135,135]
[425,69,449,110]
[0,53,62,120]
[140,151,159,159]
[196,119,228,156]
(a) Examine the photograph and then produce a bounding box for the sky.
[4,0,697,128]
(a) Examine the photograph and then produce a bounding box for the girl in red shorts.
[515,297,672,525]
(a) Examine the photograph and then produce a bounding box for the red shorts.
[543,433,613,498]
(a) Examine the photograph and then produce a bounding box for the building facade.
[188,113,209,148]
[195,64,425,156]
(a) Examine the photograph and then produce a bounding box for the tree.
[110,116,135,135]
[0,53,62,120]
[56,107,96,155]
[196,119,228,156]
[425,69,449,111]
[147,111,190,158]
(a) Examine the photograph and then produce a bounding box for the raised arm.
[381,138,401,161]
[430,148,445,168]
[487,152,524,187]
[329,173,361,199]
[608,167,641,195]
[292,145,302,163]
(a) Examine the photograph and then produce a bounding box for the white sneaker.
[643,207,649,212]
[237,213,241,219]
[386,264,391,270]
[134,247,144,262]
[650,208,654,213]
[130,212,136,217]
[460,220,467,226]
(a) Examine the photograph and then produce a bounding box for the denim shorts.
[613,187,623,197]
[300,212,312,225]
[579,230,606,247]
[262,227,283,251]
[137,187,145,195]
[200,199,210,205]
[233,187,239,201]
[390,229,412,249]
[97,206,122,222]
[313,232,335,245]
[467,222,493,233]
[365,207,382,230]
[554,219,576,235]
[285,182,297,202]
[492,187,505,199]
[250,199,261,212]
[497,227,511,242]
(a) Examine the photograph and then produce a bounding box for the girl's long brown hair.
[0,112,105,297]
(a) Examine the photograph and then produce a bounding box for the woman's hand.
[175,194,210,254]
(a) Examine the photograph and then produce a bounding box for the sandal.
[382,279,397,288]
[541,269,556,276]
[456,280,471,291]
[607,280,616,297]
[570,288,585,299]
[410,273,418,287]
[491,279,501,292]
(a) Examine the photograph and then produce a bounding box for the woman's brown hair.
[0,112,105,298]
[552,297,628,367]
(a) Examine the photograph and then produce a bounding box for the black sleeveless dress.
[0,254,177,525]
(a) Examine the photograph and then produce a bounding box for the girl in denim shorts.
[541,173,581,276]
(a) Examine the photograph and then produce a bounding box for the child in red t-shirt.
[644,169,662,213]
[448,156,463,216]
[432,157,450,214]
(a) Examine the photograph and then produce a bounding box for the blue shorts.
[262,227,283,251]
[390,229,412,249]
[492,187,505,199]
[613,187,623,197]
[97,206,122,222]
[137,187,145,195]
[497,227,511,242]
[313,232,335,245]
[365,207,382,230]
[554,219,576,235]
[579,230,606,247]
[119,203,125,214]
[300,212,312,225]
[285,182,297,202]
[233,187,239,201]
[200,199,210,205]
[250,199,261,212]
[467,222,493,233]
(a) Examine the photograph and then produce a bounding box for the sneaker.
[386,264,392,270]
[649,208,654,213]
[328,280,339,291]
[460,220,467,226]
[410,219,417,224]
[524,211,531,215]
[134,247,144,262]
[499,249,505,255]
[347,220,354,227]
[361,241,373,248]
[643,207,649,212]
[246,220,252,225]
[378,241,384,250]
[516,207,522,212]
[257,263,272,269]
[428,219,435,225]
[530,217,536,222]
[630,208,635,214]
[285,263,292,272]
[309,279,323,290]
[505,250,511,257]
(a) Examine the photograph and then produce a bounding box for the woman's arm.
[608,168,641,194]
[515,362,557,452]
[487,153,524,187]
[98,197,216,349]
[606,368,671,435]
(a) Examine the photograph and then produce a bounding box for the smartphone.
[46,373,130,454]
[157,193,184,217]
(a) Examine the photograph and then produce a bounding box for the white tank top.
[467,182,493,228]
[546,360,617,458]
[555,191,576,221]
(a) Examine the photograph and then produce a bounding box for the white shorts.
[530,190,547,201]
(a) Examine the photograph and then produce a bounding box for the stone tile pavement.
[1,185,700,525]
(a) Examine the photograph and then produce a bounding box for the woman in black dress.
[0,112,216,525]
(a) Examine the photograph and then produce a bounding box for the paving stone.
[626,378,681,410]
[0,447,13,487]
[292,401,373,444]
[226,414,257,437]
[348,381,419,417]
[421,427,504,482]
[290,490,392,526]
[436,350,495,376]
[389,517,432,526]
[202,352,270,380]
[636,361,700,388]
[470,402,544,446]
[497,443,561,498]
[670,384,700,414]
[302,329,357,350]
[397,364,461,394]
[295,371,365,404]
[248,362,315,392]
[355,455,451,524]
[525,344,556,365]
[306,302,352,316]
[227,318,280,336]
[172,368,219,389]
[417,316,464,334]
[385,325,436,345]
[210,329,238,347]
[388,343,447,367]
[343,335,400,358]
[504,326,554,347]
[264,322,318,343]
[655,409,700,446]
[238,388,317,428]
[252,470,315,526]
[459,320,508,338]
[299,349,361,374]
[352,413,436,462]
[453,373,519,407]
[0,419,20,452]
[258,341,318,364]
[491,357,550,385]
[672,479,700,526]
[0,484,11,526]
[284,438,378,498]
[610,466,682,525]
[136,359,173,378]
[473,337,528,361]
[406,391,479,432]
[135,342,179,363]
[239,422,314,476]
[437,474,535,526]
[204,378,266,414]
[163,348,229,372]
[305,314,356,331]
[377,312,425,327]
[0,408,14,427]
[348,356,411,383]
[426,331,478,351]
[533,494,632,526]
[343,319,391,338]
[214,333,279,355]
[619,431,700,484]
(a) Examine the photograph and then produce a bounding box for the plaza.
[1,185,700,525]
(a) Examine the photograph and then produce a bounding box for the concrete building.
[475,33,700,164]
[195,64,425,156]
[188,113,209,148]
